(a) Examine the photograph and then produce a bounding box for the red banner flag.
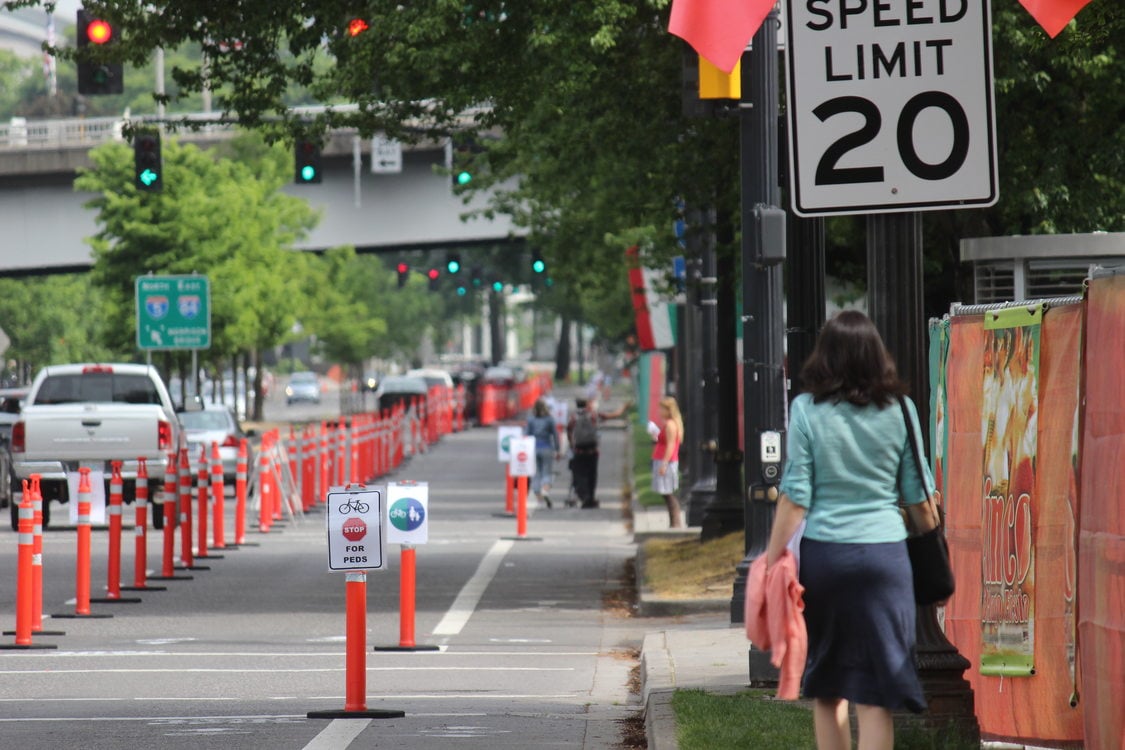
[1019,0,1094,37]
[668,0,775,74]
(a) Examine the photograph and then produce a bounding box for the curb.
[633,528,730,618]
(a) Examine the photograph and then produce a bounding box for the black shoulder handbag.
[899,396,956,606]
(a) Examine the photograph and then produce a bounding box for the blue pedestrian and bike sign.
[387,482,429,545]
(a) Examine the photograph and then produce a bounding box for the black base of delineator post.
[121,584,168,591]
[306,708,406,719]
[148,574,193,581]
[3,628,65,636]
[50,612,113,619]
[0,642,57,650]
[372,644,441,652]
[89,596,143,604]
[501,536,543,542]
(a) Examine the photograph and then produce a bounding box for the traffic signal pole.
[730,10,788,685]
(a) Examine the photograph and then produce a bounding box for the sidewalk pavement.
[631,501,752,750]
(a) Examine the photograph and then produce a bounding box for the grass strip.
[672,689,817,749]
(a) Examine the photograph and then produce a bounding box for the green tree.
[72,131,318,415]
[0,274,112,377]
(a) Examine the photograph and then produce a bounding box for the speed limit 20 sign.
[786,0,998,216]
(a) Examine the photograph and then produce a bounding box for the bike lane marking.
[431,539,513,638]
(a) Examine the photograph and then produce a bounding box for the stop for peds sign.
[387,481,429,545]
[785,0,997,216]
[508,436,536,478]
[326,485,385,571]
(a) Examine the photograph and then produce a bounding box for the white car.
[286,371,321,405]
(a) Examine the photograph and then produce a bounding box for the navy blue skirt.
[799,538,927,713]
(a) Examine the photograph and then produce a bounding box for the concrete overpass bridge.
[0,110,524,275]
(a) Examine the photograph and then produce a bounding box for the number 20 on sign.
[785,0,998,216]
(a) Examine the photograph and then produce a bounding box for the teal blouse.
[778,392,935,544]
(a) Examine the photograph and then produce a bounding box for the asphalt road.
[0,402,644,749]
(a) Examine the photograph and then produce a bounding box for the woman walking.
[525,399,560,508]
[651,396,684,528]
[764,311,935,750]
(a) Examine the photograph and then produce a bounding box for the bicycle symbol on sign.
[338,496,370,514]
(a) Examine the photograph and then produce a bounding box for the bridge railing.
[0,113,247,151]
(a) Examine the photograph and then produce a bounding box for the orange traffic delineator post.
[28,476,64,635]
[258,440,273,533]
[516,475,529,537]
[150,451,192,581]
[307,571,406,720]
[234,439,257,547]
[373,544,439,653]
[51,468,112,619]
[194,448,222,561]
[210,442,228,550]
[122,458,166,592]
[91,462,141,604]
[178,448,209,572]
[502,474,542,543]
[1,481,57,650]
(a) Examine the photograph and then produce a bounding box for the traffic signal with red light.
[77,9,123,95]
[428,268,441,292]
[294,139,322,184]
[133,130,163,193]
[396,262,410,288]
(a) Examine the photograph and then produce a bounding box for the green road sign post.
[136,275,211,350]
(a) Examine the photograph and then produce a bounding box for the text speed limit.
[786,0,998,216]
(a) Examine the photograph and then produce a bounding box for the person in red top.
[650,396,684,528]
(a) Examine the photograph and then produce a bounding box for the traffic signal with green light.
[491,279,504,293]
[294,139,322,184]
[428,268,441,291]
[77,10,123,95]
[133,130,163,193]
[449,135,485,189]
[531,250,546,274]
[446,253,462,274]
[396,262,410,288]
[471,266,483,288]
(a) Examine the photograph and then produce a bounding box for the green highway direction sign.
[135,275,211,350]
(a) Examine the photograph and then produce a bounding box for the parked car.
[178,402,256,483]
[9,363,179,530]
[450,364,485,424]
[285,371,321,405]
[0,387,28,509]
[375,375,429,412]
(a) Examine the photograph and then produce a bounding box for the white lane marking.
[303,719,371,750]
[0,666,573,675]
[0,693,578,708]
[431,538,513,636]
[0,649,595,659]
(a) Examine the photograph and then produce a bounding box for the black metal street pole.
[686,211,719,526]
[867,213,979,740]
[786,215,826,398]
[731,7,788,656]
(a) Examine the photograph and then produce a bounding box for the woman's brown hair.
[800,310,906,407]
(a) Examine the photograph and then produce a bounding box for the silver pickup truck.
[9,363,179,529]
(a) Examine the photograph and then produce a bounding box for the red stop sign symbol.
[342,517,367,542]
[517,451,528,463]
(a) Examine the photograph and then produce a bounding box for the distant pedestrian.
[650,396,684,528]
[764,310,937,750]
[567,397,629,509]
[525,398,560,508]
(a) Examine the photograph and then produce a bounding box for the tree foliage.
[4,0,1124,346]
